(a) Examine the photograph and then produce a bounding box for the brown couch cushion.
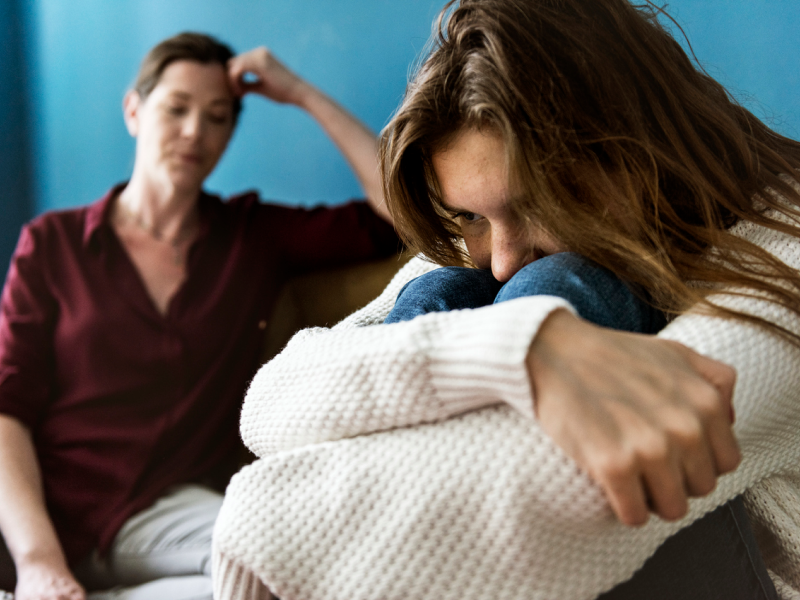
[260,253,411,362]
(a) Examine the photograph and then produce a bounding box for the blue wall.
[22,0,441,214]
[3,0,800,275]
[665,0,800,139]
[0,0,33,277]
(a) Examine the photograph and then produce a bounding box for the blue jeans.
[385,253,666,333]
[385,254,777,599]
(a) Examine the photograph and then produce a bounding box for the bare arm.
[228,48,392,223]
[0,414,85,600]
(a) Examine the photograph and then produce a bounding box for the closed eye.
[206,112,231,125]
[166,105,188,116]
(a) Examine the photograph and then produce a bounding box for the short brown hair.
[381,0,800,343]
[133,32,241,121]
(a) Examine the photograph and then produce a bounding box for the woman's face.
[124,60,236,193]
[432,128,563,282]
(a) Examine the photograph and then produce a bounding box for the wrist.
[294,81,325,112]
[526,308,585,414]
[14,547,69,572]
[528,308,580,365]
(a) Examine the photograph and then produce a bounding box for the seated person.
[0,32,397,600]
[213,0,800,598]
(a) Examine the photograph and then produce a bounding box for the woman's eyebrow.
[164,92,232,106]
[438,202,463,217]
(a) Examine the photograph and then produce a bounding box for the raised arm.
[227,47,391,223]
[0,415,85,600]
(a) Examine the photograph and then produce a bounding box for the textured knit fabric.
[213,213,800,600]
[0,184,398,563]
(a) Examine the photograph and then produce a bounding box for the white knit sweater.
[213,215,800,600]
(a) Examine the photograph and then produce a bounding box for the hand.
[228,47,310,106]
[14,561,85,600]
[527,309,741,526]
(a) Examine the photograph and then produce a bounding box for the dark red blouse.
[0,185,398,563]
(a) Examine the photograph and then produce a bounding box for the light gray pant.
[72,484,222,600]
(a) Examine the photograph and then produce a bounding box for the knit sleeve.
[655,218,800,593]
[217,222,800,600]
[657,218,800,440]
[239,257,575,457]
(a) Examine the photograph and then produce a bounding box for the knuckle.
[591,451,638,483]
[634,433,670,464]
[687,382,724,418]
[688,474,716,497]
[620,506,649,527]
[716,444,742,473]
[659,496,689,521]
[664,411,704,448]
[720,362,737,382]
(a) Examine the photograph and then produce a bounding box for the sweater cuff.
[213,548,275,600]
[427,296,576,420]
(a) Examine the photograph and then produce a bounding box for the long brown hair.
[381,0,800,342]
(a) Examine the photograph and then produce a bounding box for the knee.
[495,253,662,333]
[496,253,597,302]
[384,267,503,324]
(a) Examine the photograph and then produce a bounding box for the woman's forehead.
[432,128,509,212]
[152,60,234,104]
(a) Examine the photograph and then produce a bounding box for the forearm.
[0,414,68,572]
[219,408,703,600]
[221,345,800,600]
[240,258,573,456]
[294,84,391,222]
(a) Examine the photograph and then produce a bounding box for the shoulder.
[220,190,370,215]
[207,190,328,226]
[18,205,92,256]
[729,210,800,266]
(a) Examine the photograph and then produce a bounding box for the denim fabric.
[495,253,667,333]
[384,266,504,325]
[383,253,776,599]
[386,253,666,334]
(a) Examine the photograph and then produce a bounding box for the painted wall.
[21,0,441,215]
[0,0,33,276]
[666,0,800,139]
[3,0,800,274]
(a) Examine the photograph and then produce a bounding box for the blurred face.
[124,60,236,192]
[432,128,564,282]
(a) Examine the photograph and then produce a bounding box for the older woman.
[0,33,396,600]
[214,1,800,598]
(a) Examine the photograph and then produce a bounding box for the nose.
[490,224,530,283]
[181,111,203,140]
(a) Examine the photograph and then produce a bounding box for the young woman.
[0,33,396,600]
[213,1,800,598]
